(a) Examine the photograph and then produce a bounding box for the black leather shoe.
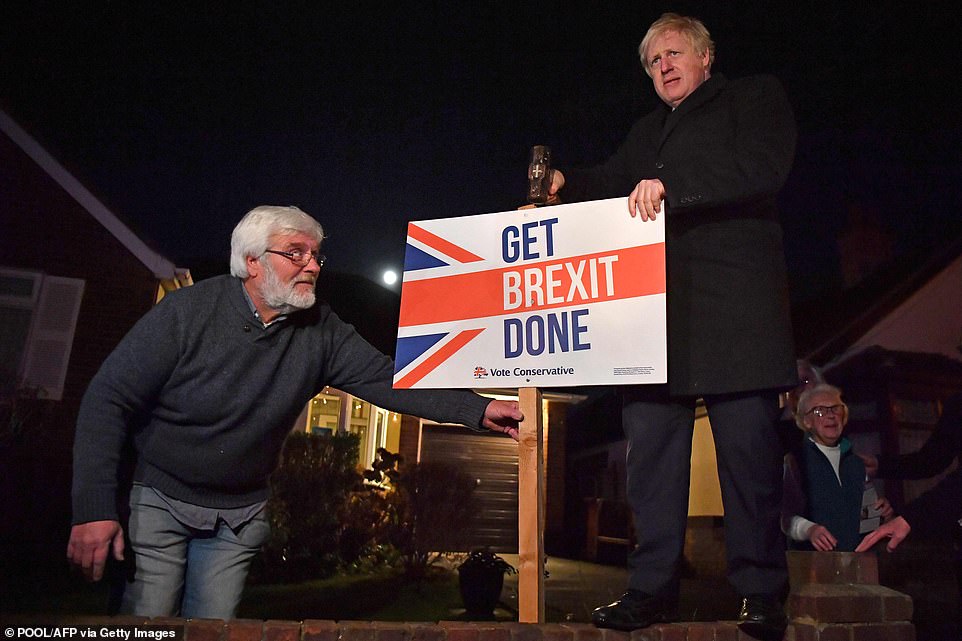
[591,590,674,631]
[738,595,788,641]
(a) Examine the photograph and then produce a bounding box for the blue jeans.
[120,485,270,619]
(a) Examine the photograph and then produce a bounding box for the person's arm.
[552,163,666,222]
[71,302,182,524]
[68,299,183,579]
[316,307,521,438]
[786,515,815,542]
[560,111,665,204]
[782,453,839,550]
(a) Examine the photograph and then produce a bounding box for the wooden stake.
[517,386,545,622]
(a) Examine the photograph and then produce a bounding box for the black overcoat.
[565,73,798,396]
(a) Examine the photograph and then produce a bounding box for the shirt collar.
[239,280,287,328]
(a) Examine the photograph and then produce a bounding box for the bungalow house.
[1,110,192,403]
[0,108,191,544]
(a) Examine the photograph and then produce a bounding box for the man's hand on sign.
[628,179,665,221]
[481,400,523,441]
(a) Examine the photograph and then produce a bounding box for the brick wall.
[9,552,914,641]
[786,551,915,641]
[0,617,914,641]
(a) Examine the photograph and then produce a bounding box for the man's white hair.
[229,206,325,278]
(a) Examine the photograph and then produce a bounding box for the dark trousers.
[622,386,788,598]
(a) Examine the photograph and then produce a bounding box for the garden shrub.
[254,431,364,582]
[364,449,480,580]
[253,435,481,584]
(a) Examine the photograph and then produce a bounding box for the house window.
[348,399,371,465]
[0,268,85,401]
[303,389,391,468]
[306,390,341,435]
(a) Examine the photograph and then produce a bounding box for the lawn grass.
[0,548,511,623]
[1,549,116,617]
[239,568,447,621]
[0,543,763,625]
[239,566,514,622]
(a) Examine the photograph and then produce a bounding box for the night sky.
[3,2,960,299]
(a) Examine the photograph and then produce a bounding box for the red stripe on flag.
[407,223,485,263]
[399,243,665,327]
[394,328,485,389]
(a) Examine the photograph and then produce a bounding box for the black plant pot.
[458,564,505,618]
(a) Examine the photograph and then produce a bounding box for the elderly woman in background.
[782,384,893,551]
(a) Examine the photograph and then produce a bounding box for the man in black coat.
[546,13,796,639]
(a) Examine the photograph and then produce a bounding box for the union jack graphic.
[473,367,488,379]
[393,221,492,389]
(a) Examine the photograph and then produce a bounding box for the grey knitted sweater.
[71,275,490,524]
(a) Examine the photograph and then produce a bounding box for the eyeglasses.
[263,249,326,267]
[806,404,845,418]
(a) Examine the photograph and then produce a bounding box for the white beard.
[259,259,316,313]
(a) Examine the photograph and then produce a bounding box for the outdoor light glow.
[382,270,398,285]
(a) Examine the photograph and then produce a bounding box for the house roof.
[794,233,962,367]
[825,344,962,386]
[0,109,189,282]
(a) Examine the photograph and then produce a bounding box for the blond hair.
[638,13,715,77]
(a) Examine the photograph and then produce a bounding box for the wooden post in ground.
[517,386,545,623]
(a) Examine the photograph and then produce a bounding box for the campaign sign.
[393,198,666,389]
